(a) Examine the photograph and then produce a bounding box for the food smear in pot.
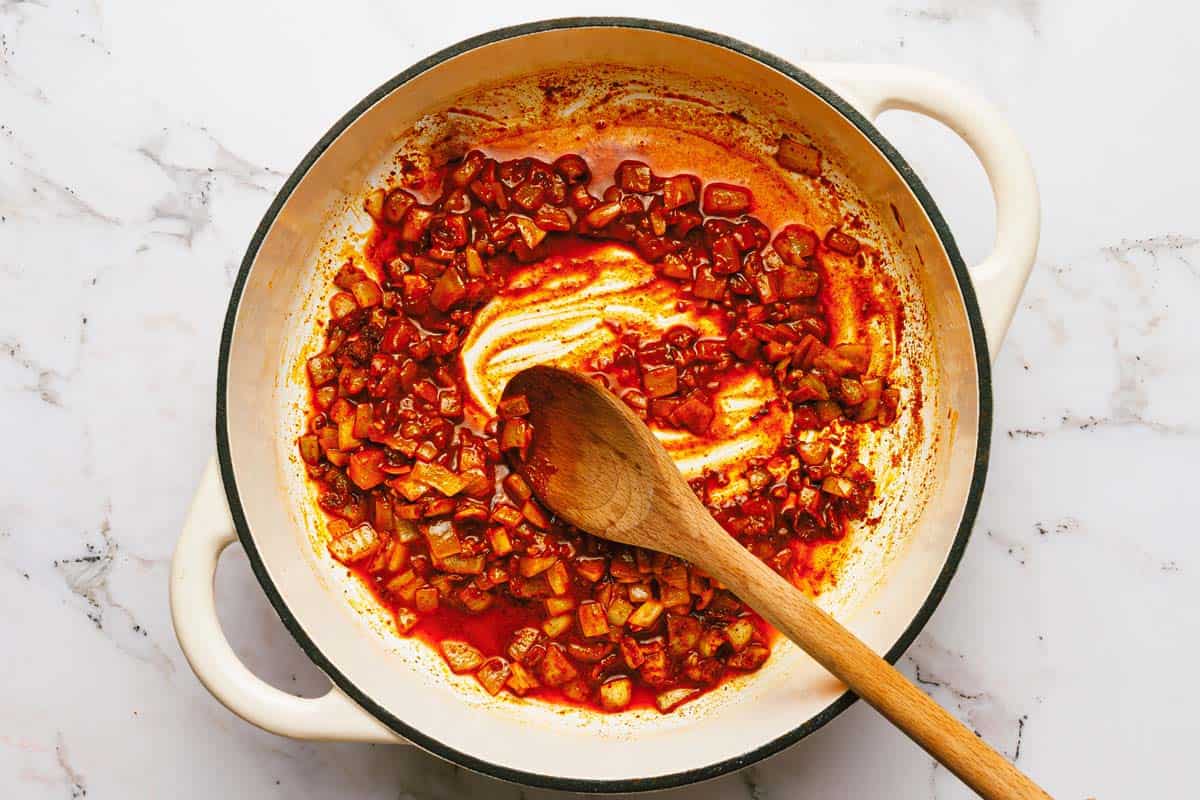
[300,149,900,713]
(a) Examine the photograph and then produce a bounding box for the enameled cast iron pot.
[170,18,1039,792]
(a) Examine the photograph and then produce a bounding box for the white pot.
[170,18,1039,792]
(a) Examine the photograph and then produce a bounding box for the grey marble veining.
[2,1,1196,798]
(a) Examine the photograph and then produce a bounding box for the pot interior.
[220,23,982,786]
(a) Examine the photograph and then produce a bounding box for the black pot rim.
[215,16,992,794]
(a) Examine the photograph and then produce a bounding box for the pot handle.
[170,457,402,743]
[805,63,1040,362]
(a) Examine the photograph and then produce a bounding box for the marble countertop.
[2,1,1196,797]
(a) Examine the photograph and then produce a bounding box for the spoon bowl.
[504,365,662,548]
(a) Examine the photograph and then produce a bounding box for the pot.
[170,18,1038,792]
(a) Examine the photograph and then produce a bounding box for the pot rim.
[215,16,992,793]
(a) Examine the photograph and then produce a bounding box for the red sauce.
[299,150,899,714]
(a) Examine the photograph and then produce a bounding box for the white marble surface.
[2,1,1197,797]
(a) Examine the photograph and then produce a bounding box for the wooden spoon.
[503,365,1051,800]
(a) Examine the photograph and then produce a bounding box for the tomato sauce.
[300,148,899,714]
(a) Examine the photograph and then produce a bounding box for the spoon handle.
[697,526,1051,800]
